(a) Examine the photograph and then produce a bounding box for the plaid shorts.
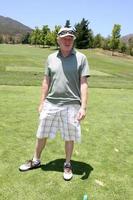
[36,101,81,142]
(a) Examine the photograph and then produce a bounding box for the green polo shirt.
[45,49,90,106]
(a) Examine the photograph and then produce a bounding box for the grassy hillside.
[0,44,133,89]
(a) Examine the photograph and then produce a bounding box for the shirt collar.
[57,48,76,57]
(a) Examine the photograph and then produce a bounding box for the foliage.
[45,31,55,46]
[75,18,93,49]
[0,16,133,57]
[29,25,61,47]
[30,27,42,45]
[93,34,104,48]
[22,32,31,44]
[110,24,121,53]
[128,37,133,56]
[53,25,61,47]
[40,25,50,47]
[64,20,71,28]
[0,35,3,43]
[102,37,111,50]
[119,41,127,53]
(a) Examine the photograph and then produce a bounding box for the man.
[19,26,90,181]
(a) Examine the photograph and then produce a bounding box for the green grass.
[0,86,132,200]
[0,45,133,200]
[0,44,133,88]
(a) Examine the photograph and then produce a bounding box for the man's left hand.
[76,108,86,121]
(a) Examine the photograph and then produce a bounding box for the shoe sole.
[63,174,73,181]
[19,164,41,172]
[63,176,73,181]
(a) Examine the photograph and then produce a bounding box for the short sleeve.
[81,56,90,77]
[44,58,50,76]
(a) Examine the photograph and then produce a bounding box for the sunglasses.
[58,30,75,36]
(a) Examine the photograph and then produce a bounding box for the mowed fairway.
[0,44,133,200]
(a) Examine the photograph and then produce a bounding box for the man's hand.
[76,107,86,121]
[38,103,44,113]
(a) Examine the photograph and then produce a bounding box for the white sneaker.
[63,162,73,181]
[19,160,41,171]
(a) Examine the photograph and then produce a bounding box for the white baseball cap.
[57,27,76,39]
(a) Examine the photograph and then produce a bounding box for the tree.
[30,27,41,46]
[75,18,93,49]
[119,41,127,54]
[53,25,61,48]
[102,36,111,50]
[40,25,50,47]
[65,20,71,28]
[45,31,55,46]
[110,24,121,55]
[128,37,133,56]
[0,35,3,43]
[22,32,31,44]
[93,34,104,48]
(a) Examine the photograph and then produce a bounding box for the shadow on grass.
[41,158,93,180]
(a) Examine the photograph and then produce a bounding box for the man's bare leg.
[65,141,74,163]
[33,138,47,160]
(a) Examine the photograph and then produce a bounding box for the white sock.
[33,157,40,162]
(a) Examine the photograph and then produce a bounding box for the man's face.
[58,36,74,52]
